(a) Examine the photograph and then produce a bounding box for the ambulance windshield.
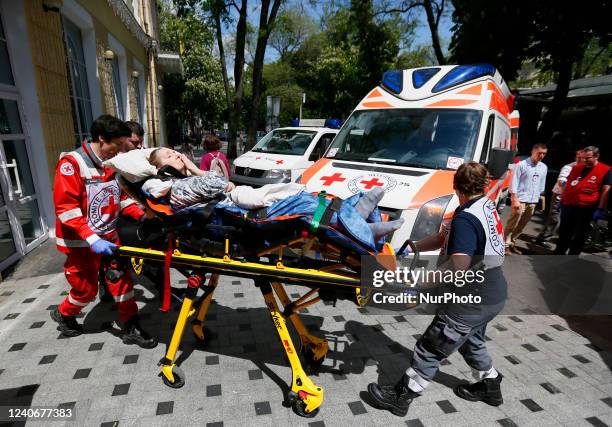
[327,109,482,170]
[251,129,317,155]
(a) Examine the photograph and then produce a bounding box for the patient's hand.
[225,182,236,192]
[180,153,203,176]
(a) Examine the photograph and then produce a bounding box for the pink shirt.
[199,150,231,177]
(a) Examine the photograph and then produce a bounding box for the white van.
[300,64,519,251]
[231,126,338,187]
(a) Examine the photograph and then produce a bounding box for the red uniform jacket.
[562,162,610,207]
[54,142,143,253]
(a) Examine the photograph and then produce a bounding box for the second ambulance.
[300,64,519,251]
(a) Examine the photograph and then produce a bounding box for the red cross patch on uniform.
[60,162,75,176]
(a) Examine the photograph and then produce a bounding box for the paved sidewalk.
[1,242,611,426]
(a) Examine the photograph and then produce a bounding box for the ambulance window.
[479,115,495,164]
[309,133,335,161]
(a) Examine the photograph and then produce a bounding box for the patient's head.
[150,148,186,173]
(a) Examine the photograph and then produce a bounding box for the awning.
[157,52,184,75]
[518,74,612,98]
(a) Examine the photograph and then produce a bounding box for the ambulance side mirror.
[487,148,514,180]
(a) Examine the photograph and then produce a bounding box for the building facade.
[0,0,181,272]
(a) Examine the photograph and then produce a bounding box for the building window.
[134,76,143,124]
[0,16,14,86]
[111,57,124,120]
[61,17,94,146]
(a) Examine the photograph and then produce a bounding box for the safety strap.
[310,191,328,232]
[319,197,343,228]
[246,207,268,220]
[161,234,174,312]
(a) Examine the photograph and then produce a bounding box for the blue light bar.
[381,70,403,94]
[325,118,342,129]
[412,67,440,88]
[432,64,496,93]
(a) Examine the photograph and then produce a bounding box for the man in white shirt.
[536,150,584,248]
[504,143,548,254]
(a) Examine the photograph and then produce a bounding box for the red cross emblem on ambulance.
[319,172,346,186]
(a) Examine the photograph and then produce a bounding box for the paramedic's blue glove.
[593,208,605,220]
[91,239,118,256]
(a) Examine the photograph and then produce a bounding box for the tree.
[206,0,249,158]
[269,8,317,61]
[158,0,225,143]
[376,0,449,65]
[450,0,611,142]
[246,0,283,149]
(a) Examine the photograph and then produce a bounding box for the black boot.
[367,375,419,417]
[122,316,158,349]
[454,373,503,406]
[50,308,83,337]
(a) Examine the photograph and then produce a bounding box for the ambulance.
[231,122,339,187]
[299,64,519,251]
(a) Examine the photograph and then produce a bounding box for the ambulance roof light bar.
[412,67,440,88]
[381,70,403,94]
[432,64,496,93]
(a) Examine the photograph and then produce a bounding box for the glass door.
[0,92,47,270]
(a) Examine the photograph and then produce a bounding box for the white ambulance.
[231,122,339,187]
[300,64,519,251]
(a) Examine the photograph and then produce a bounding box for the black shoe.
[367,375,418,417]
[535,238,553,249]
[50,308,83,337]
[122,316,158,349]
[454,373,503,406]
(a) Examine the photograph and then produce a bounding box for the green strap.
[310,191,328,232]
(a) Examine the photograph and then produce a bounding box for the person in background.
[124,121,145,150]
[504,143,548,254]
[536,150,584,248]
[51,115,156,348]
[555,146,611,255]
[199,134,231,179]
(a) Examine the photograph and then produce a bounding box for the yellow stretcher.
[118,235,417,418]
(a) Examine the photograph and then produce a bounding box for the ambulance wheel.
[161,366,185,389]
[302,346,325,368]
[292,399,319,418]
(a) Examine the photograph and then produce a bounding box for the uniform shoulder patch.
[60,161,75,176]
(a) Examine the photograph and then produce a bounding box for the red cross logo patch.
[319,172,346,186]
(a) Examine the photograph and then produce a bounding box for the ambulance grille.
[235,167,265,178]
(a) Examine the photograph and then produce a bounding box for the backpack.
[208,152,230,179]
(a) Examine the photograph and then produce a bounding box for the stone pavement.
[1,241,611,427]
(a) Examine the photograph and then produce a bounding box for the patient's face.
[153,148,185,172]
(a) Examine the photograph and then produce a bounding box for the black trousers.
[554,204,596,255]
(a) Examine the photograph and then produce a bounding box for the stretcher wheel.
[161,366,185,389]
[292,399,319,418]
[302,346,325,368]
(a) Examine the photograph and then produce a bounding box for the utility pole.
[299,92,305,121]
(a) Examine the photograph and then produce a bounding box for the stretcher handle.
[398,239,419,265]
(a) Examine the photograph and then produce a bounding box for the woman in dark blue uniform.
[368,161,507,417]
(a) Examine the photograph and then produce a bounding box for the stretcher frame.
[118,236,371,417]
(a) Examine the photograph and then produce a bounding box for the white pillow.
[103,148,158,183]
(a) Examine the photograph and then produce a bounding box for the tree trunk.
[423,0,446,65]
[226,0,249,159]
[246,0,283,150]
[537,58,572,143]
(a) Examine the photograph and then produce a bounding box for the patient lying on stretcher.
[142,148,404,251]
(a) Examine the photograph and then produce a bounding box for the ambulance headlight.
[265,169,291,181]
[410,194,452,241]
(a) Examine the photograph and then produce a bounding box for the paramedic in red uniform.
[554,146,611,255]
[51,115,157,348]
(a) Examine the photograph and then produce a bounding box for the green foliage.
[158,0,225,139]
